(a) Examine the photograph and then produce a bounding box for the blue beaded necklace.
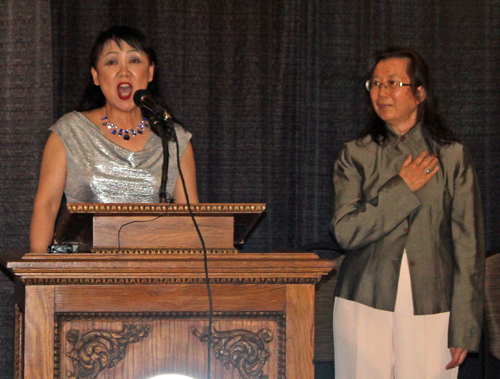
[101,108,149,141]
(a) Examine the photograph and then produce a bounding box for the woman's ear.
[91,67,99,86]
[148,63,154,83]
[416,86,426,104]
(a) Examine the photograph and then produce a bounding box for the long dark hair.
[359,47,458,148]
[76,25,160,112]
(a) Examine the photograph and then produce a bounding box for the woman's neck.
[386,119,418,136]
[104,106,144,128]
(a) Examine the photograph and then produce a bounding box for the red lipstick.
[117,82,132,100]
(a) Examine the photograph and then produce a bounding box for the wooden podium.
[5,203,335,379]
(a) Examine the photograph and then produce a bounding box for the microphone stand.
[149,110,176,203]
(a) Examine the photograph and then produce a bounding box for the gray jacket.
[331,124,485,351]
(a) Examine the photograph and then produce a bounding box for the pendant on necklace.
[101,108,149,141]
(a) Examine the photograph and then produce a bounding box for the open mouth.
[117,83,132,100]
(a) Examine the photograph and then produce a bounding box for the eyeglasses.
[365,80,414,92]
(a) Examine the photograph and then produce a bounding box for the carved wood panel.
[55,312,285,379]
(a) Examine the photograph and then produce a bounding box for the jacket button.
[403,227,409,233]
[409,261,416,266]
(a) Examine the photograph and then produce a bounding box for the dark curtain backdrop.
[1,0,499,378]
[0,0,53,376]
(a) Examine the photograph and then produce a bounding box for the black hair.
[359,47,458,148]
[76,25,160,111]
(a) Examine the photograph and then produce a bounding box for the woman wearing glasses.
[331,47,484,378]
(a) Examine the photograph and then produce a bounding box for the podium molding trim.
[91,248,238,255]
[22,277,321,285]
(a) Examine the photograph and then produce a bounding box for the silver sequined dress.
[50,111,192,203]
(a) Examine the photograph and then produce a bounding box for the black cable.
[115,121,213,378]
[159,135,170,203]
[52,233,76,245]
[172,126,213,379]
[117,215,163,250]
[150,115,174,204]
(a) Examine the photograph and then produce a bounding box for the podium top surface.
[55,203,266,249]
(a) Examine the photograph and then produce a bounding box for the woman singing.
[30,26,198,254]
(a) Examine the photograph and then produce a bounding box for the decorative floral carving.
[65,323,150,379]
[193,326,273,379]
[54,312,285,378]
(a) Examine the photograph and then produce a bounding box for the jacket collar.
[386,122,424,150]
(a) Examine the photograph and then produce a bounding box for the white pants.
[333,253,458,379]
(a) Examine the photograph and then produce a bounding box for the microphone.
[133,89,171,119]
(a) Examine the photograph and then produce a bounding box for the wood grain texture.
[5,251,334,378]
[55,284,286,312]
[8,252,334,283]
[57,316,282,379]
[24,285,54,378]
[14,305,23,379]
[49,203,267,253]
[93,216,234,248]
[286,284,315,379]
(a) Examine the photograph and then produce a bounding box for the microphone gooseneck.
[133,89,174,203]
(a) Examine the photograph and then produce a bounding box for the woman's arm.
[331,144,422,250]
[448,146,485,352]
[30,132,67,254]
[173,141,199,203]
